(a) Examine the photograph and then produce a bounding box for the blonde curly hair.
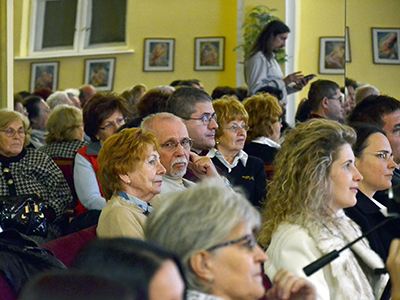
[258,119,356,247]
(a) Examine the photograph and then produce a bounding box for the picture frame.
[84,58,116,91]
[194,37,225,71]
[345,27,351,62]
[319,37,345,75]
[372,28,400,64]
[143,38,175,72]
[30,61,59,93]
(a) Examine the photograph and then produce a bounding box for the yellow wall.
[296,0,345,101]
[346,0,400,98]
[13,0,238,95]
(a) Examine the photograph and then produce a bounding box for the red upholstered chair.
[42,225,97,268]
[0,275,17,300]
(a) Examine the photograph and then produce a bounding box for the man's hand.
[266,269,315,300]
[187,152,220,179]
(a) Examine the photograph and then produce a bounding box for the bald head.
[355,85,380,105]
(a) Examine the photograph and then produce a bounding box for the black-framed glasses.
[0,128,26,137]
[183,113,217,125]
[99,116,126,131]
[365,151,394,161]
[205,234,257,252]
[225,124,249,133]
[161,138,194,152]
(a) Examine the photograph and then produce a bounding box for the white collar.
[207,148,248,173]
[251,136,281,149]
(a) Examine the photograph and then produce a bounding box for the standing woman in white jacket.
[259,119,389,300]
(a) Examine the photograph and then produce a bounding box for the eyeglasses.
[161,138,194,152]
[0,128,26,137]
[329,96,344,104]
[99,116,126,131]
[184,113,217,125]
[225,124,249,133]
[274,118,283,124]
[365,151,394,161]
[205,234,257,252]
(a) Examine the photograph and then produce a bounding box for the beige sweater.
[96,194,147,239]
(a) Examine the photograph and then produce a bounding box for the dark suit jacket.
[345,190,400,261]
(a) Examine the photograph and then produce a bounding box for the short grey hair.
[144,179,260,292]
[141,112,184,132]
[46,91,71,109]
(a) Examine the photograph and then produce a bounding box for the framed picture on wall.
[143,38,175,72]
[30,62,59,93]
[319,37,345,74]
[372,28,400,64]
[194,37,225,71]
[84,58,116,91]
[345,27,351,62]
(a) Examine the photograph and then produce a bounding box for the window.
[30,0,127,56]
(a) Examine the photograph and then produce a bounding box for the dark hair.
[255,86,283,101]
[19,271,136,300]
[352,123,386,158]
[72,238,185,300]
[83,92,131,142]
[170,80,182,87]
[33,87,53,100]
[211,86,238,100]
[23,95,44,122]
[347,95,400,129]
[295,98,311,123]
[345,77,358,89]
[234,87,248,101]
[166,87,212,119]
[308,80,340,112]
[137,88,173,118]
[247,20,290,60]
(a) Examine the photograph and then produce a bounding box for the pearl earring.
[126,180,131,185]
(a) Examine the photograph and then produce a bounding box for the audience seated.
[145,179,315,300]
[125,86,174,128]
[243,93,283,180]
[38,105,87,206]
[307,80,344,122]
[354,84,380,105]
[72,238,185,300]
[347,94,400,206]
[0,110,72,242]
[211,86,239,100]
[96,128,165,239]
[46,91,73,109]
[207,96,267,207]
[19,271,137,300]
[121,83,147,118]
[345,124,400,261]
[71,93,130,232]
[78,84,96,108]
[259,119,388,300]
[23,95,51,148]
[141,113,220,198]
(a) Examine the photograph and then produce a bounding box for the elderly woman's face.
[217,119,247,156]
[269,118,282,142]
[120,146,166,202]
[206,222,267,300]
[95,110,126,144]
[0,119,25,158]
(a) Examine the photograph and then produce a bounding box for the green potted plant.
[236,5,287,64]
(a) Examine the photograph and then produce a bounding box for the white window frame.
[28,0,128,58]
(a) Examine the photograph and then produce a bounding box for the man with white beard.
[141,113,221,195]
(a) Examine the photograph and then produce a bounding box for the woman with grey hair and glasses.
[145,180,315,300]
